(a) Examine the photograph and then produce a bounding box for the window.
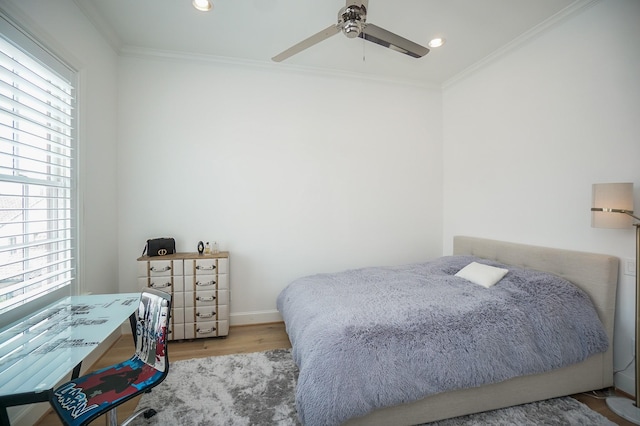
[0,16,77,317]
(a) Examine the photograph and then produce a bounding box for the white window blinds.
[0,21,77,315]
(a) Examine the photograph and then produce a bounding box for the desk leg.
[1,407,10,425]
[129,312,137,347]
[71,362,82,379]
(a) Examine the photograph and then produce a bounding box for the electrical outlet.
[624,258,637,277]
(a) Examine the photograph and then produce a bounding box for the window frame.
[0,12,78,327]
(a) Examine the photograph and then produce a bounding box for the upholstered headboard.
[453,236,619,381]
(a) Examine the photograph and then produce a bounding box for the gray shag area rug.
[131,348,614,425]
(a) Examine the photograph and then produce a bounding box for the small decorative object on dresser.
[137,251,230,340]
[142,237,176,257]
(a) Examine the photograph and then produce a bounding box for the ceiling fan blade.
[359,23,429,58]
[272,25,340,62]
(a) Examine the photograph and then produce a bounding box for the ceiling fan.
[272,0,429,62]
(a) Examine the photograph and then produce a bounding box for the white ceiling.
[76,0,588,85]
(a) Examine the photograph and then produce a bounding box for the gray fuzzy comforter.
[276,255,609,426]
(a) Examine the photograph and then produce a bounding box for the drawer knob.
[197,327,217,334]
[196,311,216,318]
[196,280,216,287]
[196,295,216,302]
[150,282,171,289]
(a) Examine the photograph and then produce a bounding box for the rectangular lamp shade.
[591,182,634,229]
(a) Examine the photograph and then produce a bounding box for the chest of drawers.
[137,252,230,340]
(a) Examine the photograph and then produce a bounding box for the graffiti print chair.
[50,288,171,426]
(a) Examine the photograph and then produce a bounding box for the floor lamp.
[591,182,640,424]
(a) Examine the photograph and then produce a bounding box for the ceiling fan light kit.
[339,5,366,38]
[272,0,430,62]
[192,0,212,12]
[428,38,446,48]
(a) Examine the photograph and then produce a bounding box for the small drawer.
[192,289,229,306]
[185,258,229,275]
[193,305,229,323]
[183,292,194,308]
[169,323,185,341]
[214,274,229,290]
[172,307,185,325]
[173,291,185,309]
[138,259,183,277]
[193,274,218,289]
[139,276,184,292]
[184,274,228,291]
[184,320,229,339]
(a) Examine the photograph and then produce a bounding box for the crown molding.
[443,0,601,89]
[72,0,122,53]
[0,1,83,71]
[119,45,441,90]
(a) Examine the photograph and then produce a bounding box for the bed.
[277,236,619,426]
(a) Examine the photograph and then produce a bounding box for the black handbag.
[143,238,176,257]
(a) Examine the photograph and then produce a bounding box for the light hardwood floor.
[36,322,634,426]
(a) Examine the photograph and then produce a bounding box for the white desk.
[0,293,140,424]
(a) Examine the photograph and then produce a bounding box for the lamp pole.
[591,206,640,421]
[591,183,640,423]
[635,223,640,408]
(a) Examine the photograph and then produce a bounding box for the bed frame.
[345,236,619,426]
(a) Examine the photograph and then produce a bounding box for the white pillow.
[455,262,509,288]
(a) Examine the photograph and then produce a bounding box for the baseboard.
[615,369,635,397]
[230,309,282,325]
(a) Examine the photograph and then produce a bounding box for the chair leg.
[120,407,158,426]
[105,407,118,426]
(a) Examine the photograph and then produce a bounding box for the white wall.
[442,0,640,394]
[117,55,444,324]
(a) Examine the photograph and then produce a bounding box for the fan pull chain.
[362,36,366,62]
